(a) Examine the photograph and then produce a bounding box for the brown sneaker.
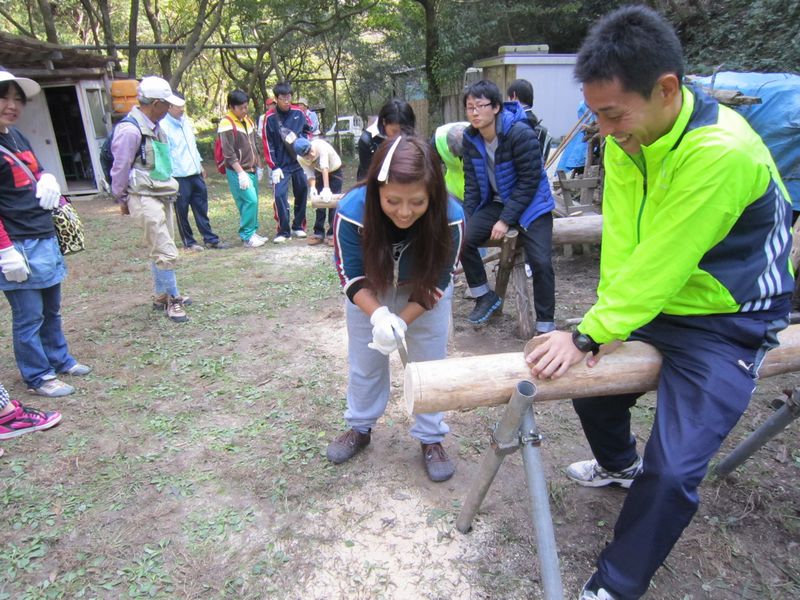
[166,296,189,323]
[307,236,323,246]
[421,442,455,482]
[326,428,371,464]
[152,293,193,311]
[324,237,335,247]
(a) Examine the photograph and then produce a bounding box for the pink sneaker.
[0,400,62,439]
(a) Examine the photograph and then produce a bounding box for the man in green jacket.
[526,6,793,600]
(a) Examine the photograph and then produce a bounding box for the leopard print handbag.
[52,197,85,255]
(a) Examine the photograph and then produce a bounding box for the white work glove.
[368,306,407,355]
[237,170,252,191]
[271,168,284,185]
[256,167,264,182]
[0,246,29,282]
[320,187,333,202]
[36,173,61,210]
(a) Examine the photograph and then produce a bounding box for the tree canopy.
[1,0,796,132]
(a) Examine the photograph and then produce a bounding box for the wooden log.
[551,214,602,245]
[405,324,800,415]
[310,193,344,209]
[473,215,603,258]
[492,230,518,306]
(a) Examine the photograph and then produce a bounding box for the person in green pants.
[217,89,266,247]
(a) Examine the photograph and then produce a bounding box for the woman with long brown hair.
[329,136,464,482]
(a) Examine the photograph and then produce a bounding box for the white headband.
[377,136,403,183]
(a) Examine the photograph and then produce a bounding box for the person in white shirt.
[294,137,343,246]
[161,91,229,251]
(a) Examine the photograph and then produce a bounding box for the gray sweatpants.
[344,285,452,443]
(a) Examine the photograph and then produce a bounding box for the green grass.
[0,168,798,598]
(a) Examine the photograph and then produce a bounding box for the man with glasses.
[261,81,313,243]
[460,79,556,331]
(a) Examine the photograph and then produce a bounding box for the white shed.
[469,45,584,140]
[0,32,114,197]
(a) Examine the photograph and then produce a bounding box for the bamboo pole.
[405,325,800,415]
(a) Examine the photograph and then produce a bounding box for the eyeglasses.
[465,102,492,114]
[277,94,292,102]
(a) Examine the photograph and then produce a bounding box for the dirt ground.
[0,184,798,599]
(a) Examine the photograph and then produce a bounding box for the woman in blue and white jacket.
[329,136,464,482]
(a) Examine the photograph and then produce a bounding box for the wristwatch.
[572,330,600,355]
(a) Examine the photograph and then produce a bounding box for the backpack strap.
[225,115,238,139]
[118,115,147,166]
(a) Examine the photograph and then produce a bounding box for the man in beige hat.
[296,97,320,137]
[109,76,191,323]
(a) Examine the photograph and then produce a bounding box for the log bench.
[481,214,603,338]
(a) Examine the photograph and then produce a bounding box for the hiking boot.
[421,442,455,482]
[291,229,307,239]
[0,400,62,439]
[243,235,266,248]
[566,456,643,489]
[580,577,616,600]
[326,428,371,464]
[205,240,231,249]
[273,235,288,244]
[166,296,189,323]
[28,378,74,398]
[307,236,323,246]
[467,290,502,324]
[152,293,192,311]
[62,363,92,376]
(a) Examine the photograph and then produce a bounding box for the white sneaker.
[243,235,266,248]
[273,235,288,244]
[291,229,307,239]
[566,456,642,488]
[252,233,269,243]
[580,580,616,600]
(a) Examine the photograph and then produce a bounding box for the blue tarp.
[694,72,800,210]
[557,102,591,172]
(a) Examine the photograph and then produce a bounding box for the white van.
[325,115,364,138]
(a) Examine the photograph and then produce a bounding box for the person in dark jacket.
[460,79,556,331]
[356,99,415,181]
[507,78,552,163]
[262,81,312,243]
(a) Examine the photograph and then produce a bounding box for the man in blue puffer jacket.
[460,79,556,329]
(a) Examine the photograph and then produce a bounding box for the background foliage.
[1,0,797,132]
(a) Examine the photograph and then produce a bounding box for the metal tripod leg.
[713,386,800,478]
[520,402,563,598]
[456,380,564,600]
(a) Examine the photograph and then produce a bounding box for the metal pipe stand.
[713,385,800,478]
[456,380,564,600]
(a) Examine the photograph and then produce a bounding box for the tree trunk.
[421,0,440,133]
[128,0,140,78]
[36,0,59,44]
